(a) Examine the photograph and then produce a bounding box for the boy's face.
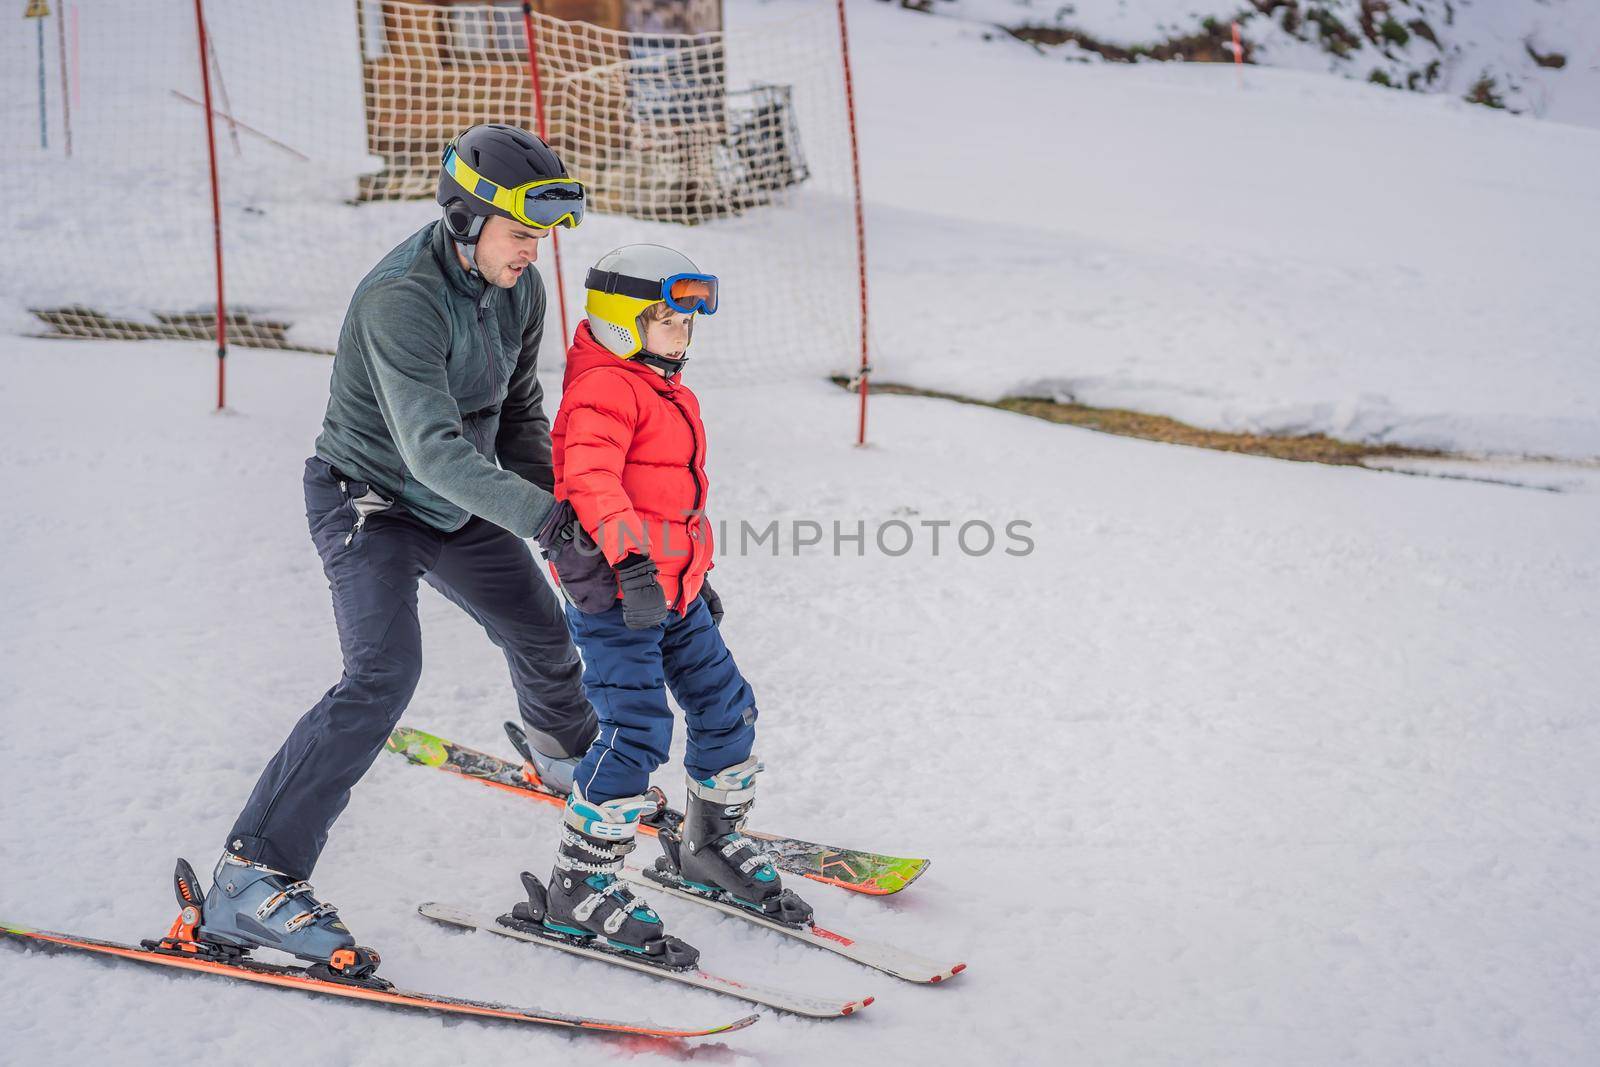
[641,307,694,358]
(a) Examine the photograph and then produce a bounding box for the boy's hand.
[698,580,724,626]
[616,553,668,629]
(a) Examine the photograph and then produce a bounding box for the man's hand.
[698,580,723,626]
[615,553,668,629]
[532,499,576,550]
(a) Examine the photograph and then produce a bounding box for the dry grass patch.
[835,378,1444,466]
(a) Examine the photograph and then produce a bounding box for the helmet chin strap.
[632,314,691,376]
[445,206,486,279]
[454,240,482,279]
[635,349,689,376]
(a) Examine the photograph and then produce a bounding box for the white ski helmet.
[584,244,719,359]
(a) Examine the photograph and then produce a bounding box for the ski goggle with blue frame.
[586,267,719,315]
[442,145,586,231]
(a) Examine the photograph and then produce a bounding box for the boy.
[524,244,811,967]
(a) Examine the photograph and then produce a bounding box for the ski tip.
[929,962,967,982]
[810,856,931,896]
[841,995,876,1015]
[588,1012,760,1037]
[388,725,443,748]
[881,857,932,895]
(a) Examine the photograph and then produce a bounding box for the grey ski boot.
[661,757,813,925]
[502,785,698,970]
[195,850,381,981]
[504,720,592,796]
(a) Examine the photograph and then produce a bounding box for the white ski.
[618,866,967,985]
[417,902,874,1020]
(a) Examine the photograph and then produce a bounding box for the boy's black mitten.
[616,553,669,630]
[698,580,723,626]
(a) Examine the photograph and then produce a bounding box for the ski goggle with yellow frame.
[442,145,586,231]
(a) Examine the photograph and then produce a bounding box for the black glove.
[615,553,668,630]
[532,499,576,551]
[698,579,723,626]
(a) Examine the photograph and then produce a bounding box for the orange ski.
[1,921,757,1038]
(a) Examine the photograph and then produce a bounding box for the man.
[193,125,598,978]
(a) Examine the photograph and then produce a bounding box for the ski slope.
[841,0,1600,458]
[5,1,1599,457]
[2,337,1597,1065]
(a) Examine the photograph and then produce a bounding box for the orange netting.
[2,1,865,383]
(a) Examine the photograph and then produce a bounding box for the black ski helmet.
[436,123,573,244]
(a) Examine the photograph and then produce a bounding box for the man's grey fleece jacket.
[312,219,557,538]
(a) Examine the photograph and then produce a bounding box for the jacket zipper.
[475,290,496,400]
[340,479,392,547]
[661,384,705,614]
[340,479,365,547]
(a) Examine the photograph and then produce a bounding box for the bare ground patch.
[834,376,1443,466]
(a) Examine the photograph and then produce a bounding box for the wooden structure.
[356,0,805,223]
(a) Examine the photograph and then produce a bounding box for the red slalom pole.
[193,0,227,410]
[836,0,872,447]
[1232,21,1244,88]
[522,2,571,347]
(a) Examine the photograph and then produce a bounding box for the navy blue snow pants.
[569,598,758,805]
[226,458,597,879]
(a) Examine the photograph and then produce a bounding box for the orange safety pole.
[522,2,571,347]
[836,0,872,446]
[193,0,227,410]
[1232,21,1244,88]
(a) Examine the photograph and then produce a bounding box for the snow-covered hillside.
[2,337,1598,1065]
[2,5,1598,1064]
[845,0,1600,458]
[4,1,1597,458]
[932,0,1600,126]
[5,1,1595,460]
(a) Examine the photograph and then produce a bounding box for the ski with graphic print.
[383,724,931,896]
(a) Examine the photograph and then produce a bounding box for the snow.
[6,1,1598,457]
[2,6,1600,1060]
[935,0,1600,128]
[841,0,1600,458]
[3,336,1600,1064]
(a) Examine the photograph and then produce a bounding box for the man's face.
[473,215,548,288]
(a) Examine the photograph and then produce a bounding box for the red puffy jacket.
[551,321,714,612]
